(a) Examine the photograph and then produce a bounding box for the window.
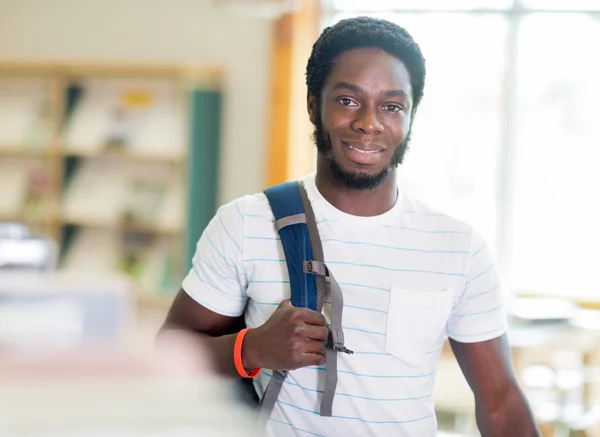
[521,0,600,10]
[510,13,600,295]
[324,1,600,298]
[331,0,513,11]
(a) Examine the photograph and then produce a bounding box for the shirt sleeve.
[181,197,248,317]
[447,230,508,343]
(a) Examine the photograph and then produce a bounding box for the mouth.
[342,141,385,165]
[343,142,384,153]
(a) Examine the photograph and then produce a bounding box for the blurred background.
[0,0,599,435]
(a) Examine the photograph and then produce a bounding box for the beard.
[313,118,411,191]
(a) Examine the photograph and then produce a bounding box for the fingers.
[301,352,326,367]
[305,324,329,342]
[304,338,326,355]
[278,299,325,326]
[300,308,327,326]
[278,298,292,309]
[300,332,328,367]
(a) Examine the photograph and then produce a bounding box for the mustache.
[313,119,411,168]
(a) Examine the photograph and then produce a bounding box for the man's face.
[309,47,414,190]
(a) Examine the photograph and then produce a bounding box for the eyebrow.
[332,82,409,100]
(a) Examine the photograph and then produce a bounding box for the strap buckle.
[303,260,328,276]
[329,330,354,355]
[305,260,313,273]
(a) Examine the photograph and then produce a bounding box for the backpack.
[244,180,352,424]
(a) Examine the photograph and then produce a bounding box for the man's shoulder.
[216,191,272,222]
[400,191,474,236]
[221,178,313,218]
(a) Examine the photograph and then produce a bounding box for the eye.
[384,104,403,113]
[338,98,358,107]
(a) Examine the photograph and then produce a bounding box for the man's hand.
[242,299,329,371]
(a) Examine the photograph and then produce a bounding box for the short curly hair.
[306,16,426,112]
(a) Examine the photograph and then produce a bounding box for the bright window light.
[331,0,513,11]
[326,2,600,299]
[521,0,600,10]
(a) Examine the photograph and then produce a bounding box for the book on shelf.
[0,158,51,221]
[62,159,184,231]
[62,229,178,295]
[62,159,129,225]
[64,79,185,160]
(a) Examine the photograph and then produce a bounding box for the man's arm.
[158,290,329,378]
[157,198,328,378]
[446,229,539,435]
[158,289,247,378]
[450,335,540,437]
[155,198,252,378]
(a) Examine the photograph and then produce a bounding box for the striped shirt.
[182,173,507,437]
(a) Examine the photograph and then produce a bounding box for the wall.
[0,0,274,204]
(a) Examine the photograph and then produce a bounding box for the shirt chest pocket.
[385,287,454,367]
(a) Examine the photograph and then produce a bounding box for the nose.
[351,106,383,135]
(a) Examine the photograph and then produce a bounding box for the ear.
[307,92,319,126]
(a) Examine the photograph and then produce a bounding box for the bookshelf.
[0,61,223,307]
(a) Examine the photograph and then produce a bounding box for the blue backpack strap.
[256,181,318,425]
[263,181,317,311]
[258,181,351,422]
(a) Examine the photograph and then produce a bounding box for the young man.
[160,17,540,437]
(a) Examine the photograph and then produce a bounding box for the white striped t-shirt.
[182,173,507,437]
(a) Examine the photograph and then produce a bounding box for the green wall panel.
[186,89,222,270]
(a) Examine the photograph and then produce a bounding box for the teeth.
[345,143,380,154]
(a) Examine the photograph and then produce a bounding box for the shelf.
[518,290,600,311]
[62,218,182,235]
[0,145,184,163]
[0,147,57,158]
[0,147,185,163]
[62,149,185,164]
[0,61,223,311]
[0,214,57,226]
[0,60,223,87]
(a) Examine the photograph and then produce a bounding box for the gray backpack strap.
[258,183,353,426]
[299,183,353,417]
[298,184,327,312]
[320,271,351,416]
[258,369,287,425]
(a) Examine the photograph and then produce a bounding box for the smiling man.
[160,17,540,437]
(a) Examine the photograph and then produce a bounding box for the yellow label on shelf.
[120,91,154,108]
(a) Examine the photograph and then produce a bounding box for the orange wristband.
[234,328,260,378]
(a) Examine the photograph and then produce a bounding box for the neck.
[314,158,398,217]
